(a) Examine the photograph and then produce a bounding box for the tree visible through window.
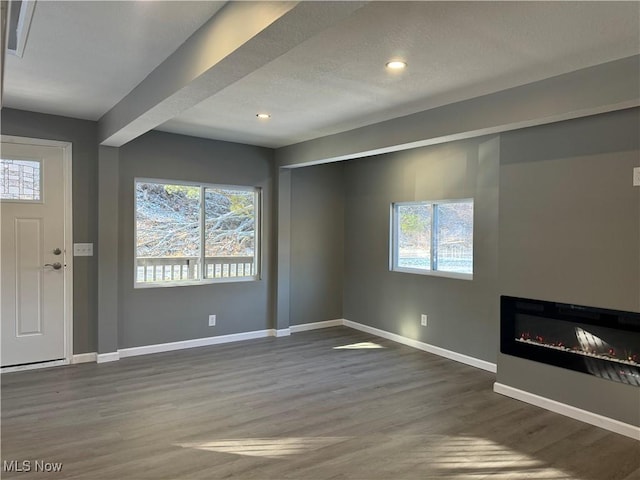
[392,199,473,277]
[397,203,432,270]
[135,180,259,286]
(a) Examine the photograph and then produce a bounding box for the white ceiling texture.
[3,1,639,149]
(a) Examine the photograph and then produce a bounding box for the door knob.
[52,248,62,255]
[44,262,63,270]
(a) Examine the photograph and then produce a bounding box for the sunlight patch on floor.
[177,434,578,477]
[333,342,385,350]
[426,435,575,479]
[175,437,349,460]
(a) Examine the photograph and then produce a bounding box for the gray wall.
[117,131,275,348]
[342,136,500,362]
[290,162,345,325]
[497,107,640,426]
[276,169,292,330]
[98,146,119,354]
[499,108,640,311]
[1,108,98,354]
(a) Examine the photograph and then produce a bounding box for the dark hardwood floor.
[2,327,639,479]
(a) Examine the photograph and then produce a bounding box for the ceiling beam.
[98,1,367,147]
[275,55,640,167]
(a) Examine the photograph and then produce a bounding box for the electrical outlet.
[633,167,640,187]
[421,314,428,327]
[208,315,216,327]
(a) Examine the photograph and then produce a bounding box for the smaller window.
[0,159,41,201]
[391,199,473,279]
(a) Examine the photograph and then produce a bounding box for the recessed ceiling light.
[256,113,271,119]
[386,60,407,70]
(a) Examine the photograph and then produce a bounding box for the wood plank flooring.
[2,327,639,479]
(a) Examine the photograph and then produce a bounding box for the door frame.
[1,135,73,370]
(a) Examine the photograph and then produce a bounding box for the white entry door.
[1,140,68,367]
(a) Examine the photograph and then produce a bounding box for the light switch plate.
[633,167,640,187]
[73,243,93,256]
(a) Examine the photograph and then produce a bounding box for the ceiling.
[3,1,226,119]
[3,1,639,149]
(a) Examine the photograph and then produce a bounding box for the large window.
[135,179,260,287]
[391,199,473,279]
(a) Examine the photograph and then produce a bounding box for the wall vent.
[7,0,36,58]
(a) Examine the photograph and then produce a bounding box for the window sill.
[134,276,259,289]
[391,267,473,281]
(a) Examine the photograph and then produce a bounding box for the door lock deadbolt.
[53,248,62,255]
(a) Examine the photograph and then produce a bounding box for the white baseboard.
[3,322,495,378]
[98,329,283,362]
[12,320,494,378]
[342,319,497,373]
[119,329,274,359]
[97,352,120,363]
[493,382,640,441]
[290,319,344,333]
[274,328,291,337]
[290,318,495,373]
[72,352,97,364]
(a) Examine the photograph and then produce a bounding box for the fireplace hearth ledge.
[493,382,640,440]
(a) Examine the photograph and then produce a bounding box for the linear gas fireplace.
[501,296,640,386]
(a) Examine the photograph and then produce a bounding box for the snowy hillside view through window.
[392,199,473,277]
[135,180,259,285]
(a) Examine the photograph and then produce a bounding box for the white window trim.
[134,177,261,288]
[390,198,474,281]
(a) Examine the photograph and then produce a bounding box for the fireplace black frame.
[500,296,640,384]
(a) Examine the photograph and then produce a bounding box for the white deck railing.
[137,256,254,283]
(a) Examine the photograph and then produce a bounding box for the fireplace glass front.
[501,296,640,386]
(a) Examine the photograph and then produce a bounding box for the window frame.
[134,177,261,289]
[390,198,474,281]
